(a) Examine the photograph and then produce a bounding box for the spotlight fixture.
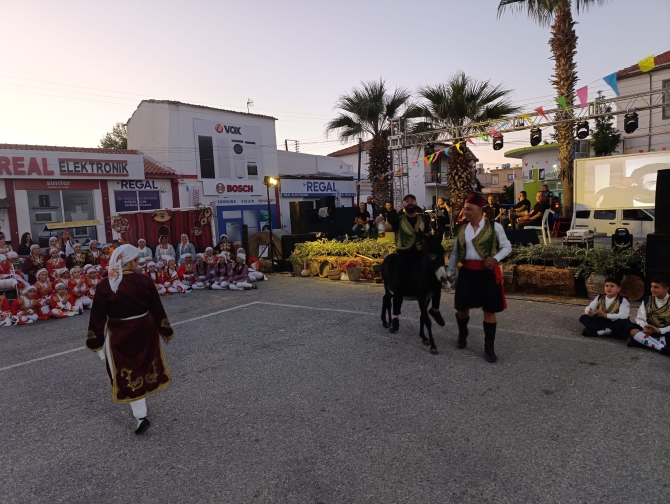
[530,128,542,147]
[263,176,278,186]
[575,121,590,140]
[492,135,504,151]
[624,111,639,134]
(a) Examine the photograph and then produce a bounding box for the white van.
[575,208,655,238]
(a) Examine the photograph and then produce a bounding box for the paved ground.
[1,277,668,504]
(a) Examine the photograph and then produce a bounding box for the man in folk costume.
[46,247,66,280]
[66,242,88,269]
[51,281,80,317]
[626,276,670,356]
[33,268,54,320]
[86,240,102,268]
[86,244,175,434]
[446,193,512,363]
[177,253,196,288]
[11,285,39,324]
[69,267,93,311]
[375,194,445,332]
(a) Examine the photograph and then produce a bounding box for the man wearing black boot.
[446,193,511,362]
[376,195,444,332]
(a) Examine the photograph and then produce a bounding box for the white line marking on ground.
[255,301,377,316]
[0,302,260,372]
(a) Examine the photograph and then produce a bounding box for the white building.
[615,50,670,154]
[128,100,281,241]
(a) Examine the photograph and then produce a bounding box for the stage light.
[575,121,590,140]
[530,128,542,146]
[624,112,639,134]
[492,135,504,151]
[264,176,278,186]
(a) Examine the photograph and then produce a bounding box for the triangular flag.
[603,73,620,96]
[455,143,464,154]
[535,106,549,121]
[576,86,588,108]
[428,153,436,164]
[443,149,451,157]
[521,113,532,123]
[423,156,430,165]
[638,55,655,73]
[555,96,570,112]
[467,138,475,145]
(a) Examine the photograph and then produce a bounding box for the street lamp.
[263,176,278,271]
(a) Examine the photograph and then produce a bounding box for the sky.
[1,0,669,170]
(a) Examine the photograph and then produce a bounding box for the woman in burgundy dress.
[86,244,175,435]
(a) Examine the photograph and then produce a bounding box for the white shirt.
[447,217,511,275]
[635,293,670,334]
[584,295,630,320]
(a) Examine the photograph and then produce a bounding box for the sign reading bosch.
[280,178,356,198]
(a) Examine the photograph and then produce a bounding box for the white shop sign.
[280,178,355,197]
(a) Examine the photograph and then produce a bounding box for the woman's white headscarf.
[108,244,140,293]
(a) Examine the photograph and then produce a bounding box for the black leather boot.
[483,322,497,363]
[456,315,469,349]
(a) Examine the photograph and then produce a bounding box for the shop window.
[491,174,499,185]
[198,135,216,179]
[115,191,161,212]
[507,174,514,183]
[247,164,258,180]
[28,190,97,247]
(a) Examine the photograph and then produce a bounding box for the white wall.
[278,151,352,175]
[617,67,670,154]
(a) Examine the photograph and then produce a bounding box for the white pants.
[192,282,208,290]
[632,331,667,352]
[155,285,166,295]
[16,313,38,324]
[39,305,51,316]
[229,281,253,290]
[211,281,229,290]
[248,271,266,282]
[75,296,92,311]
[51,308,78,317]
[104,337,147,422]
[0,317,13,326]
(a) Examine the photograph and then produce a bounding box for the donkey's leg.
[381,290,391,328]
[420,297,437,354]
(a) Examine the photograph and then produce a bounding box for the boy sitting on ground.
[579,277,630,337]
[626,276,670,355]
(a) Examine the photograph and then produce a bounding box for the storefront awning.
[44,220,102,231]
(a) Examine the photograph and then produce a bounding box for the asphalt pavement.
[1,277,668,504]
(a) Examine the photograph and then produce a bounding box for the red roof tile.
[328,140,374,157]
[143,156,176,178]
[617,50,670,77]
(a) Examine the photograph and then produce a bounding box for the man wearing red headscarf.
[446,193,511,363]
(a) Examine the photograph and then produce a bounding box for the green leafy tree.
[497,0,610,218]
[99,122,128,149]
[326,80,413,205]
[413,72,519,215]
[592,92,621,156]
[499,184,515,204]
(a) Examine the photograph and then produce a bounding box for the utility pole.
[285,139,288,151]
[356,137,362,206]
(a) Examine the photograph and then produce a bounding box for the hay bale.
[516,265,575,296]
[248,231,284,259]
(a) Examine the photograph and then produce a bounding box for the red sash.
[462,260,507,309]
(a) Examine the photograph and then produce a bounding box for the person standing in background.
[17,232,34,259]
[434,198,450,243]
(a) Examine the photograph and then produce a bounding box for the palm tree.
[326,79,413,205]
[497,0,609,217]
[414,72,520,216]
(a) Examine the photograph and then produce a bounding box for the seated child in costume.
[192,253,213,290]
[579,277,630,337]
[211,253,231,290]
[0,293,12,326]
[626,276,670,356]
[68,267,93,311]
[51,281,80,317]
[228,252,256,291]
[85,266,101,304]
[146,261,167,296]
[11,285,39,324]
[33,268,54,320]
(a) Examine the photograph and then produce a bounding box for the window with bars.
[663,79,670,120]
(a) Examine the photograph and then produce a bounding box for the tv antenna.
[247,99,254,113]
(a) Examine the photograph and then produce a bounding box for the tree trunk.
[549,5,578,219]
[368,135,391,206]
[446,145,476,218]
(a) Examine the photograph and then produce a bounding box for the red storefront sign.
[13,179,100,190]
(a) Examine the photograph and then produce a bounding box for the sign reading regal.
[0,149,145,180]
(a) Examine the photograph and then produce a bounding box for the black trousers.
[579,315,630,337]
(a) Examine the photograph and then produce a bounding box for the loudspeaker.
[645,233,670,291]
[280,233,318,260]
[289,201,312,235]
[319,196,336,210]
[655,169,670,234]
[505,229,540,246]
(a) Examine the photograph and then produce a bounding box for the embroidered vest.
[88,251,100,265]
[644,296,670,329]
[457,219,499,262]
[597,295,623,314]
[395,215,426,251]
[71,254,87,267]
